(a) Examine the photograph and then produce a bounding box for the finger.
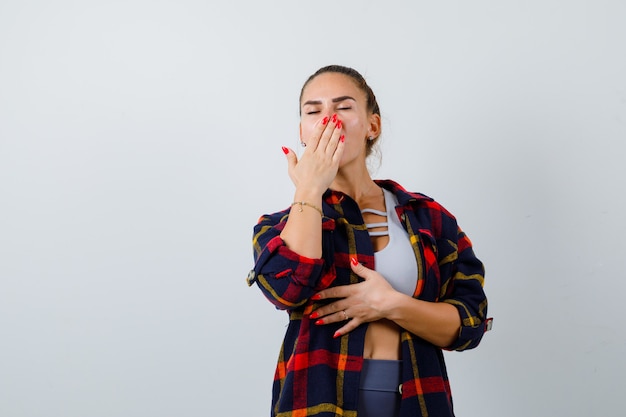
[310,300,348,321]
[333,319,360,338]
[330,133,345,164]
[283,146,299,182]
[314,114,340,152]
[306,115,332,152]
[311,311,351,327]
[323,121,344,158]
[312,284,352,301]
[282,146,298,170]
[318,114,342,155]
[350,257,374,280]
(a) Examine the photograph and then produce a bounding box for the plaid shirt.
[247,180,489,417]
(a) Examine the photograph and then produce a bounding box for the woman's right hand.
[282,115,345,195]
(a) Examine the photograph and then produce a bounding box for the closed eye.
[306,111,320,115]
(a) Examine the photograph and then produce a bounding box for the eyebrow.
[302,96,356,106]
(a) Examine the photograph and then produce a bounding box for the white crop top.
[361,189,418,296]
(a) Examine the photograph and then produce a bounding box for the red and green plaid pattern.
[248,180,488,417]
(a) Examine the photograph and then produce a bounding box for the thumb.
[350,256,373,280]
[282,146,297,169]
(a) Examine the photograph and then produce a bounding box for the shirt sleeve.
[435,216,489,351]
[246,211,336,310]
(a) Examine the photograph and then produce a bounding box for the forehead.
[301,72,365,102]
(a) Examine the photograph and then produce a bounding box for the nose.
[321,109,334,120]
[322,111,337,120]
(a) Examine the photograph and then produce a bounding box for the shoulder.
[375,179,456,220]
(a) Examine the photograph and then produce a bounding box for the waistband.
[359,359,402,392]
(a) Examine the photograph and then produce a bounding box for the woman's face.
[299,72,379,167]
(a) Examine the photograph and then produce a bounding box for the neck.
[330,163,379,204]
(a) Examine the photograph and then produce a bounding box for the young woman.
[247,65,490,417]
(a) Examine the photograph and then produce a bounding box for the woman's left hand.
[310,258,398,337]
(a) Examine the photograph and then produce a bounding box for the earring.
[300,141,307,147]
[368,136,374,141]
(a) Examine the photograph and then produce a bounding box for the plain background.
[1,1,625,416]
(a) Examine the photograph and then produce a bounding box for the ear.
[299,122,303,141]
[367,113,382,139]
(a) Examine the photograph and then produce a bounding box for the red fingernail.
[310,311,319,319]
[331,114,337,123]
[350,256,358,266]
[282,146,289,155]
[336,120,342,129]
[333,331,341,338]
[315,320,324,325]
[339,135,345,143]
[311,294,322,300]
[322,116,329,125]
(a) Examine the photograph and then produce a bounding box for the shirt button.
[246,270,256,286]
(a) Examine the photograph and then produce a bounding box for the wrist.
[291,201,323,217]
[382,290,409,321]
[293,189,325,204]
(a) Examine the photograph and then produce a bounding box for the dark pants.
[357,359,402,417]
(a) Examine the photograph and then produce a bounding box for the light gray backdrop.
[1,1,624,416]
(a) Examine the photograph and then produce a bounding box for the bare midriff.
[363,319,402,359]
[363,223,402,360]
